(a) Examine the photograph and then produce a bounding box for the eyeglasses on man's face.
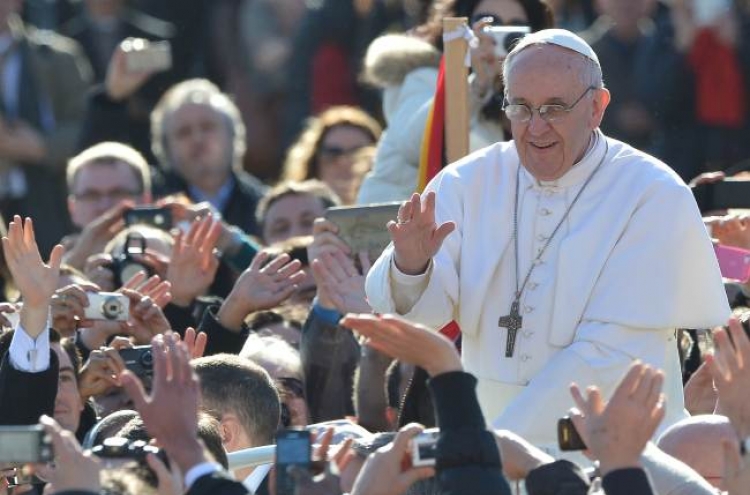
[502,86,597,123]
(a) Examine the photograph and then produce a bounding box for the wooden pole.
[442,17,470,164]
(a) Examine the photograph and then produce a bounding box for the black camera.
[119,345,154,379]
[557,416,587,451]
[110,233,153,287]
[124,206,172,230]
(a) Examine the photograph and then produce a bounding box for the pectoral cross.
[498,299,522,358]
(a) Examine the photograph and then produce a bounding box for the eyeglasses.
[502,86,597,123]
[470,13,527,27]
[73,188,141,203]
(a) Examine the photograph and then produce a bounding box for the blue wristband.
[311,298,342,325]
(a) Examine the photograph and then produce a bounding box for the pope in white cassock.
[364,29,731,451]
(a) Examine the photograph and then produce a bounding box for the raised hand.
[706,318,750,437]
[568,363,666,475]
[39,415,101,493]
[217,251,305,331]
[105,38,157,101]
[388,192,455,275]
[341,314,461,377]
[180,327,207,359]
[166,216,221,307]
[350,423,435,495]
[311,250,371,314]
[308,218,352,261]
[119,288,171,344]
[78,347,126,400]
[120,332,206,474]
[121,273,172,308]
[64,202,131,270]
[50,283,100,336]
[2,216,64,337]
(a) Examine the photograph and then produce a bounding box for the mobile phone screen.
[714,243,750,282]
[275,430,310,495]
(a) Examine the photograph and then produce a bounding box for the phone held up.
[275,428,311,495]
[714,243,750,283]
[557,416,587,451]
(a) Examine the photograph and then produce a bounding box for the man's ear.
[219,413,242,450]
[591,87,611,128]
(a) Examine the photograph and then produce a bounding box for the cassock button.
[521,354,531,362]
[528,282,539,290]
[523,330,534,338]
[543,189,555,197]
[537,234,548,241]
[524,306,534,314]
[539,208,552,216]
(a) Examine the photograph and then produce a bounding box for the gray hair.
[150,78,246,171]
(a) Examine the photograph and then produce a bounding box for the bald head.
[657,415,735,489]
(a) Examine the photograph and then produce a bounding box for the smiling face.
[505,44,610,181]
[52,343,83,433]
[262,193,327,245]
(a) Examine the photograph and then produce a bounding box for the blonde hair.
[67,142,151,194]
[282,106,381,182]
[150,78,246,170]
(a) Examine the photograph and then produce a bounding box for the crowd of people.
[2,0,750,494]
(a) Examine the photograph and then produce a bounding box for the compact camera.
[123,39,172,73]
[411,428,439,467]
[85,292,130,321]
[109,233,153,287]
[483,25,531,57]
[118,345,154,379]
[124,206,173,231]
[557,416,587,451]
[0,425,53,464]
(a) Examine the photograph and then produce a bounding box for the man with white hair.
[365,29,730,450]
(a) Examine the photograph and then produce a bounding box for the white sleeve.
[9,325,51,373]
[389,258,431,315]
[640,443,717,495]
[183,462,222,490]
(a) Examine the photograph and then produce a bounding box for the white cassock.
[365,129,730,452]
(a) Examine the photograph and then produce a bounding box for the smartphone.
[124,40,172,73]
[275,429,311,495]
[0,425,54,464]
[124,206,172,230]
[714,244,750,282]
[691,179,750,213]
[324,202,401,260]
[557,417,586,451]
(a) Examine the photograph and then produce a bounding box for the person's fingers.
[392,423,425,454]
[332,249,359,278]
[315,427,335,462]
[569,383,589,414]
[312,217,339,235]
[172,229,185,259]
[586,386,604,415]
[122,270,148,290]
[47,244,65,271]
[642,370,665,410]
[614,362,645,398]
[166,334,185,385]
[631,365,656,403]
[183,327,196,346]
[714,328,739,377]
[649,393,667,427]
[261,253,292,274]
[152,334,168,385]
[397,200,413,224]
[312,231,351,254]
[272,283,299,304]
[146,453,174,491]
[321,251,348,282]
[23,217,36,251]
[332,437,354,467]
[276,259,303,279]
[727,318,750,368]
[193,331,207,358]
[120,369,149,411]
[433,221,456,247]
[423,191,437,222]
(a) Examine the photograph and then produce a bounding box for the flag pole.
[442,17,470,163]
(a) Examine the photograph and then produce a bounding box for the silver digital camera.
[85,292,130,321]
[411,428,439,467]
[483,25,531,57]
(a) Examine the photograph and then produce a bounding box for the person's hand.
[568,363,666,475]
[470,17,502,100]
[0,302,19,328]
[166,216,221,307]
[105,38,157,101]
[39,415,101,493]
[708,214,750,250]
[389,192,455,275]
[120,332,207,474]
[119,288,171,344]
[351,423,435,495]
[689,170,726,188]
[0,119,46,163]
[493,430,554,481]
[179,327,207,359]
[308,218,352,261]
[287,429,355,495]
[2,216,64,337]
[683,361,718,415]
[311,250,371,314]
[50,283,100,336]
[341,313,461,377]
[78,346,126,400]
[707,318,750,437]
[64,202,131,270]
[721,437,750,495]
[120,272,172,308]
[217,251,305,331]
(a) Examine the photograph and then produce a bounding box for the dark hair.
[256,179,341,230]
[192,354,281,446]
[418,0,555,49]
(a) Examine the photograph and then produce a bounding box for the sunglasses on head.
[470,13,528,27]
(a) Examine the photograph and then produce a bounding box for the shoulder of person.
[362,33,441,88]
[429,142,514,193]
[22,22,87,59]
[606,136,688,191]
[232,169,269,198]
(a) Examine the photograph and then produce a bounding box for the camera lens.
[102,296,123,320]
[140,349,153,370]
